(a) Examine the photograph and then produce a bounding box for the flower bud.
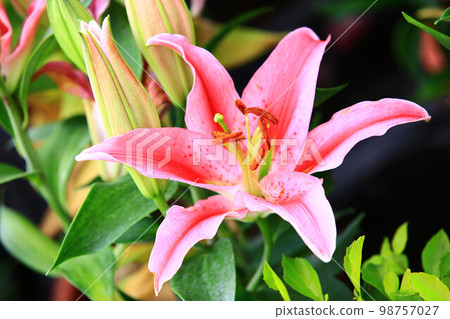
[80,17,166,198]
[124,0,195,107]
[47,0,93,72]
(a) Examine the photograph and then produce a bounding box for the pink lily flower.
[87,0,110,22]
[76,28,430,294]
[0,0,46,91]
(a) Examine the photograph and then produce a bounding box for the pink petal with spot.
[295,99,431,174]
[149,195,247,295]
[235,171,336,262]
[76,128,243,193]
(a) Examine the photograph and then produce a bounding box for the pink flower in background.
[190,0,206,17]
[0,0,46,91]
[76,28,430,294]
[88,0,110,22]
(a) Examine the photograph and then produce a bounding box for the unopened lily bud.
[124,0,195,107]
[47,0,93,72]
[80,17,166,198]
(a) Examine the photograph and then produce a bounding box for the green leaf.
[38,116,90,208]
[381,236,408,275]
[314,84,348,108]
[204,6,273,53]
[403,12,450,50]
[80,0,93,7]
[0,206,114,300]
[409,273,450,301]
[113,217,158,244]
[50,176,177,270]
[362,255,391,296]
[439,252,450,279]
[18,35,57,127]
[0,98,13,136]
[392,222,408,254]
[263,261,291,301]
[422,229,450,276]
[383,271,399,300]
[0,163,37,185]
[47,0,93,71]
[343,235,364,297]
[282,256,323,301]
[435,7,450,25]
[108,1,143,79]
[171,239,236,301]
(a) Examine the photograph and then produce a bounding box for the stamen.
[211,131,245,145]
[258,119,272,150]
[250,145,267,170]
[246,108,278,125]
[234,99,247,114]
[214,113,230,133]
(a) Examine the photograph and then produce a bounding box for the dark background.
[1,0,449,300]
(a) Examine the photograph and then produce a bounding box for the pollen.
[211,130,245,145]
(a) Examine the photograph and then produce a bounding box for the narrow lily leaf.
[108,0,142,79]
[409,273,450,301]
[50,176,177,270]
[435,7,450,25]
[403,12,450,50]
[422,229,450,276]
[0,206,115,300]
[314,84,348,108]
[47,0,93,71]
[0,98,13,135]
[171,239,236,301]
[0,163,37,184]
[343,235,364,297]
[203,6,272,52]
[392,222,408,254]
[38,116,91,208]
[383,271,399,300]
[282,256,323,301]
[263,261,291,301]
[18,35,57,127]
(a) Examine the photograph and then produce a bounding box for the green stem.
[153,192,169,216]
[246,218,273,291]
[0,79,71,230]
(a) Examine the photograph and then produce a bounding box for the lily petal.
[235,171,336,262]
[88,0,110,21]
[149,195,247,295]
[295,99,431,174]
[2,0,46,90]
[0,2,12,64]
[242,28,329,172]
[147,34,246,136]
[34,61,94,100]
[76,128,243,192]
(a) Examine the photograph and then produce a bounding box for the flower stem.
[246,218,273,291]
[0,79,71,230]
[153,192,169,216]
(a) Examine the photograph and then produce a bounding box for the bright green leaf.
[343,235,364,297]
[392,222,408,254]
[18,35,57,127]
[435,7,450,25]
[282,256,323,301]
[0,98,13,136]
[391,269,421,301]
[50,176,177,270]
[409,272,450,301]
[439,252,450,279]
[171,239,236,301]
[0,163,37,185]
[314,84,348,108]
[383,271,399,299]
[422,229,450,276]
[47,0,93,71]
[263,261,291,301]
[403,12,450,50]
[362,255,391,296]
[38,116,90,208]
[0,206,115,300]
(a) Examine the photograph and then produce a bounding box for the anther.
[250,145,267,170]
[234,99,247,114]
[212,130,245,145]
